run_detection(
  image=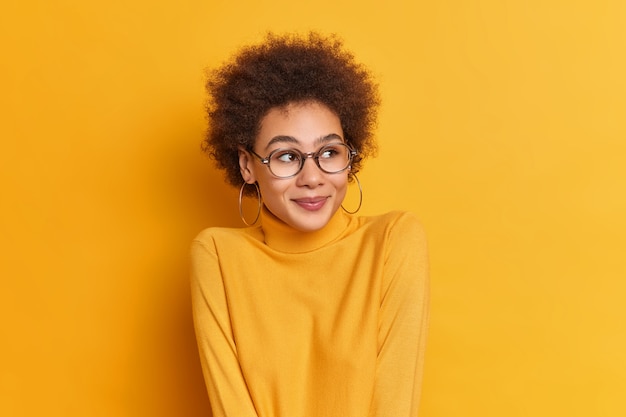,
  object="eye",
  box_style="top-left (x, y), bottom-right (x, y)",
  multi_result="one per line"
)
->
top-left (319, 145), bottom-right (342, 159)
top-left (273, 150), bottom-right (300, 164)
